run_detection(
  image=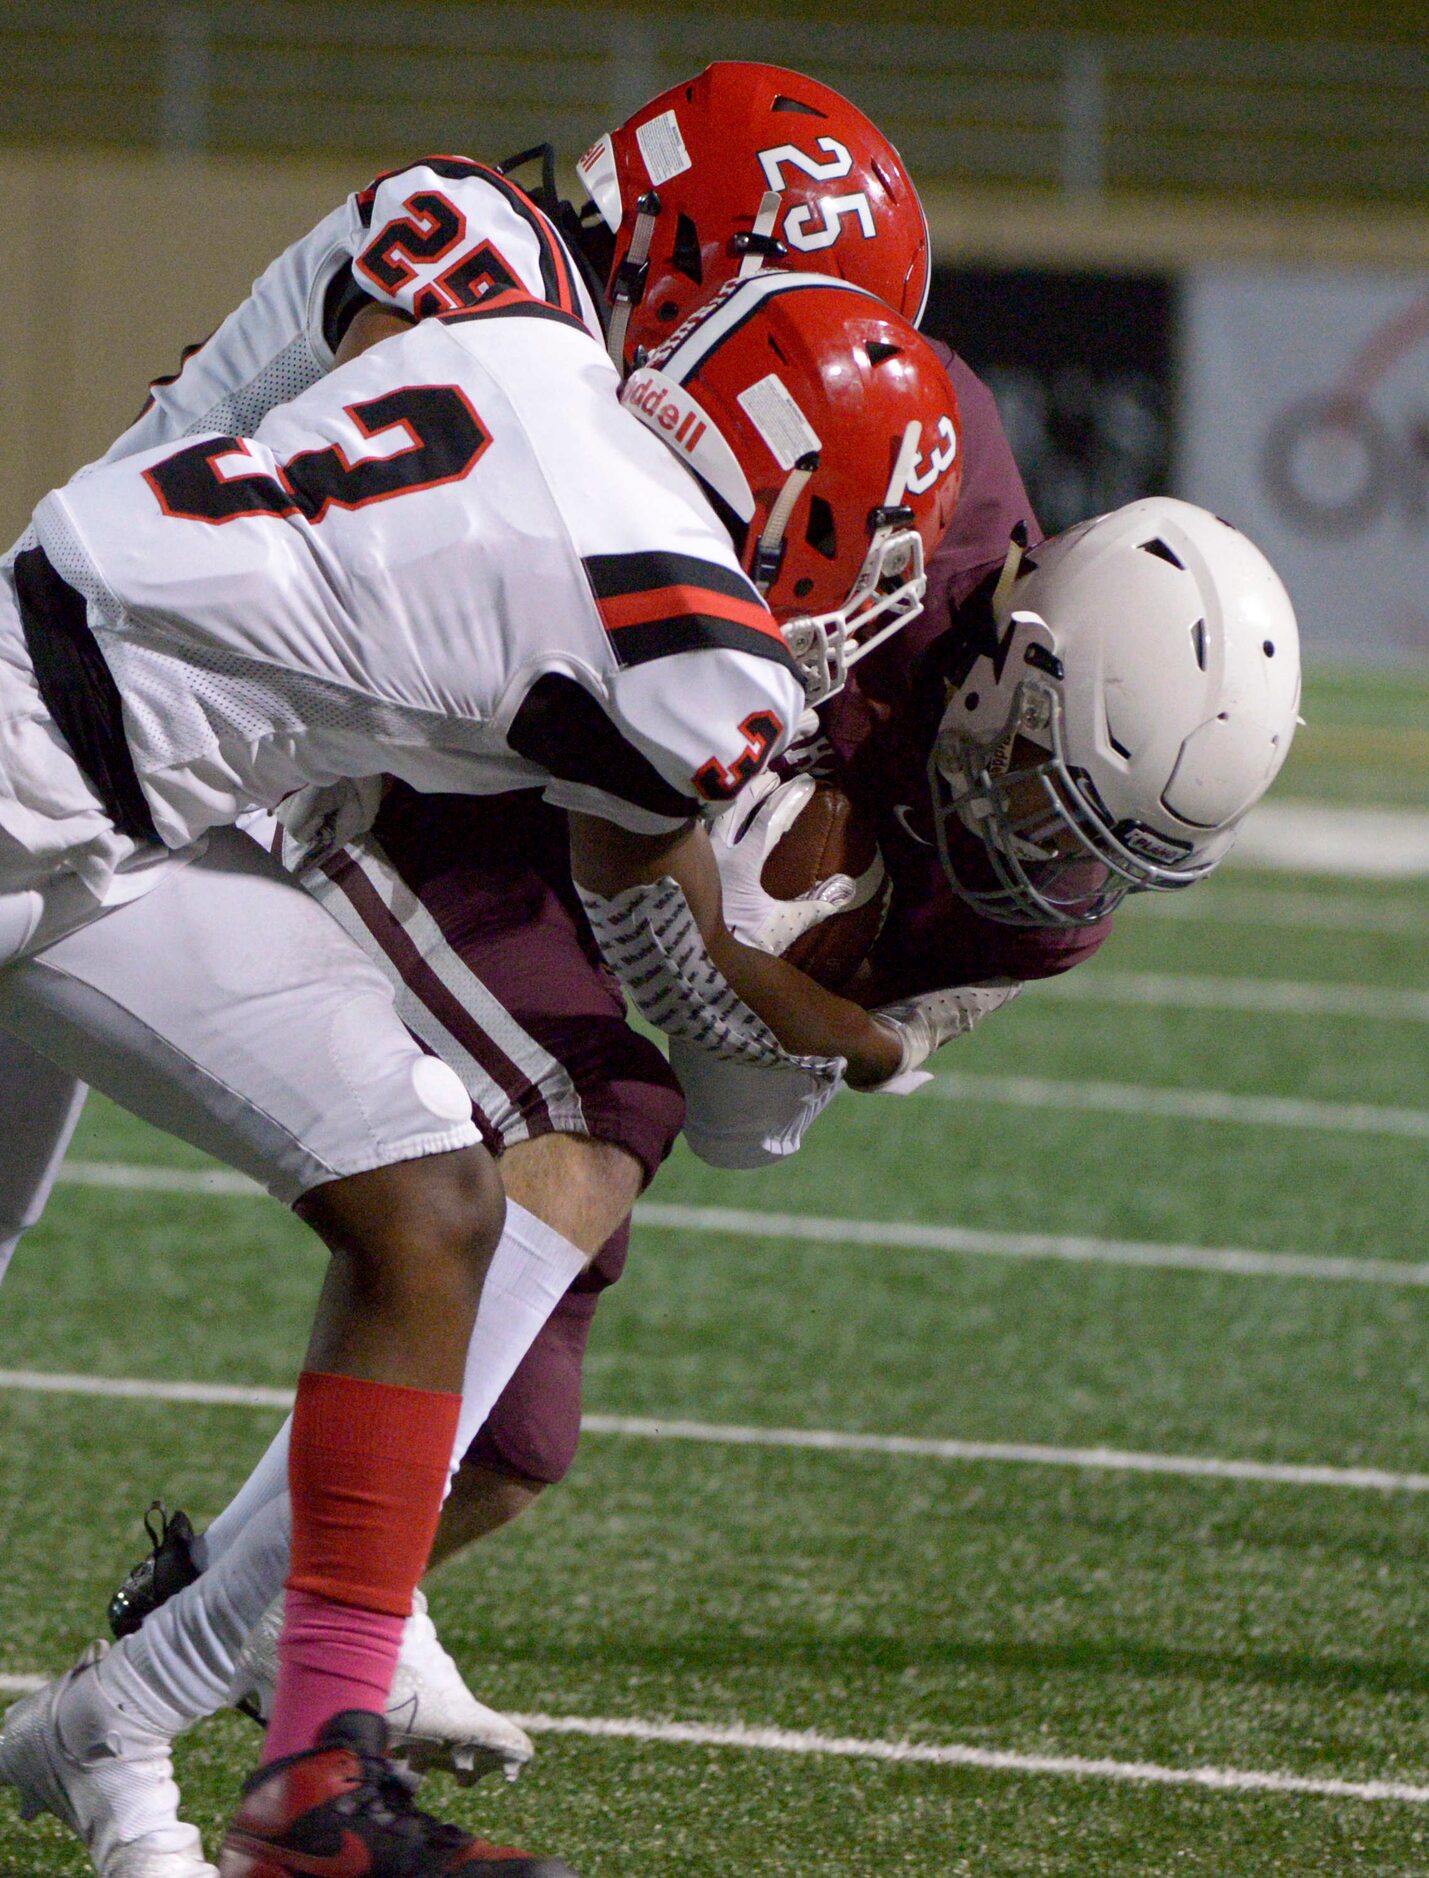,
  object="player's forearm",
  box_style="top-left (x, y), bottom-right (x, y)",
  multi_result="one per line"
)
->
top-left (570, 810), bottom-right (901, 1086)
top-left (703, 924), bottom-right (902, 1087)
